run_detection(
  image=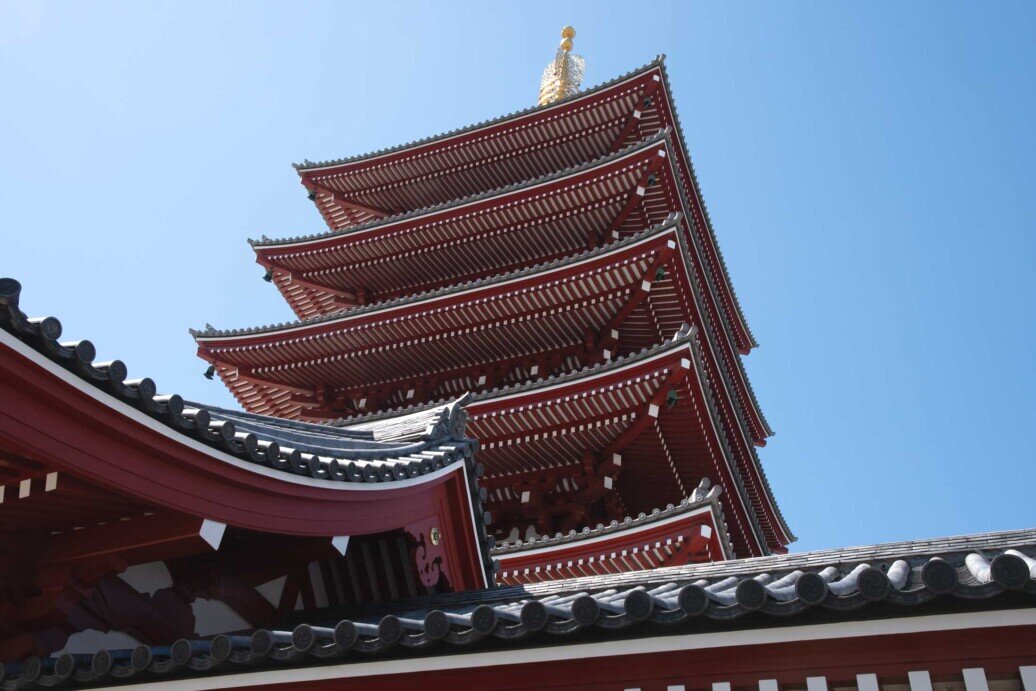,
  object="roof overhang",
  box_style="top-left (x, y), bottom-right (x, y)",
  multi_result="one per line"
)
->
top-left (258, 136), bottom-right (673, 318)
top-left (196, 222), bottom-right (682, 419)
